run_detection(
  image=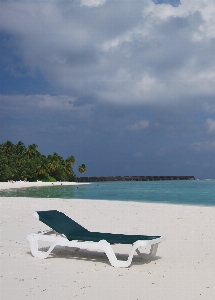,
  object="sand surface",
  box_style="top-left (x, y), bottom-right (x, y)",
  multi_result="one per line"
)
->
top-left (1, 196), bottom-right (215, 300)
top-left (0, 181), bottom-right (89, 190)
